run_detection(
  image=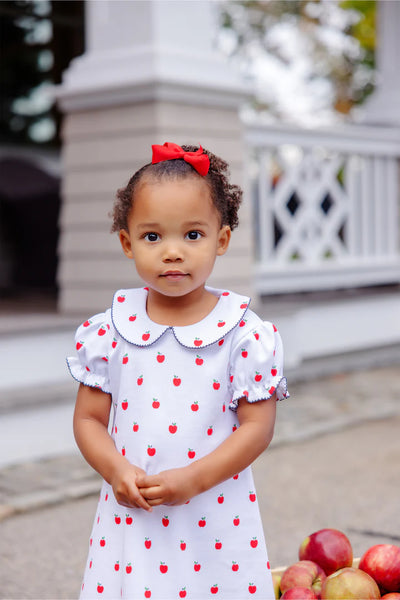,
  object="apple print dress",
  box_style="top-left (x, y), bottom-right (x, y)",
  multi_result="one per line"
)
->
top-left (67, 287), bottom-right (289, 600)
